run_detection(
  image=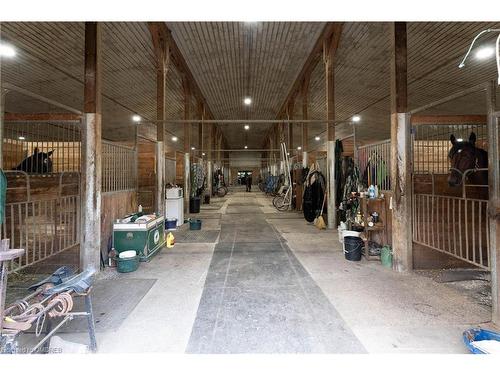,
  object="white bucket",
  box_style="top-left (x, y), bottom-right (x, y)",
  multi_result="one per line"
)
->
top-left (342, 230), bottom-right (361, 238)
top-left (119, 250), bottom-right (137, 259)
